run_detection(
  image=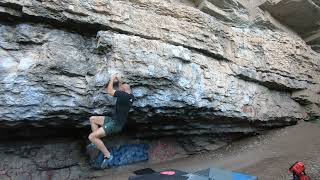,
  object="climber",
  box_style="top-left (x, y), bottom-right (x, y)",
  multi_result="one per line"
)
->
top-left (87, 74), bottom-right (134, 168)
